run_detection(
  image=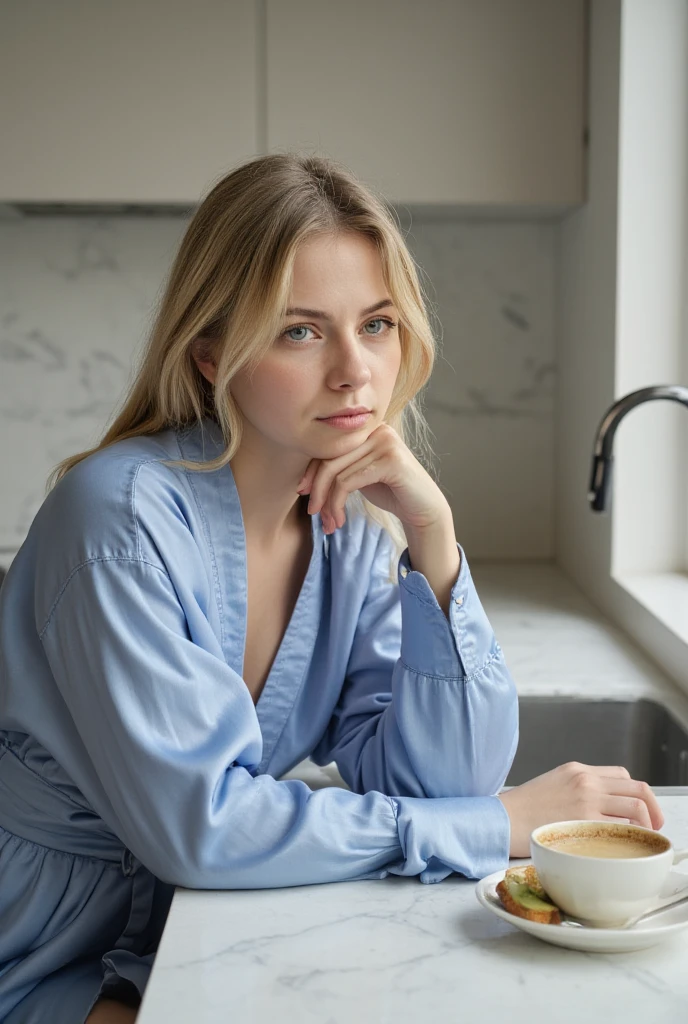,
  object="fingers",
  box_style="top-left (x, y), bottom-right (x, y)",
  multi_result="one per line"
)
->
top-left (298, 460), bottom-right (340, 532)
top-left (297, 459), bottom-right (319, 496)
top-left (308, 440), bottom-right (390, 531)
top-left (559, 763), bottom-right (665, 831)
top-left (599, 776), bottom-right (665, 830)
top-left (306, 438), bottom-right (378, 515)
top-left (305, 424), bottom-right (397, 519)
top-left (601, 796), bottom-right (653, 830)
top-left (321, 455), bottom-right (380, 528)
top-left (581, 764), bottom-right (631, 779)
